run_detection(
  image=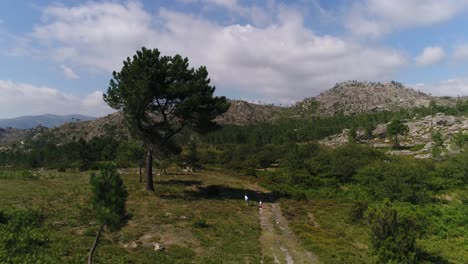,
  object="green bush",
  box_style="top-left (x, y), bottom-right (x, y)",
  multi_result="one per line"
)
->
top-left (0, 209), bottom-right (57, 263)
top-left (355, 159), bottom-right (431, 203)
top-left (349, 201), bottom-right (369, 223)
top-left (366, 199), bottom-right (425, 264)
top-left (193, 218), bottom-right (210, 228)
